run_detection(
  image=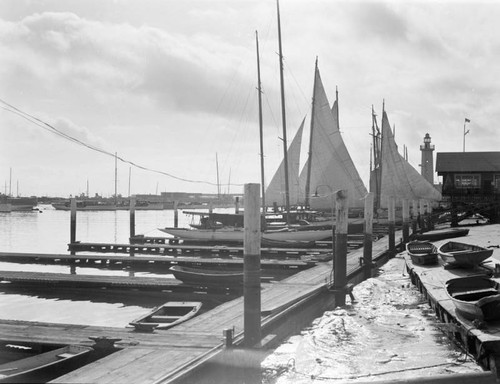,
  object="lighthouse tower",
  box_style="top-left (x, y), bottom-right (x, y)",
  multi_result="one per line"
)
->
top-left (420, 133), bottom-right (435, 185)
